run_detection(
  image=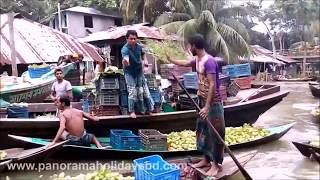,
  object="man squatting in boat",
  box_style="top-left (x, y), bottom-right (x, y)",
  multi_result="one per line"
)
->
top-left (121, 30), bottom-right (154, 118)
top-left (47, 95), bottom-right (104, 149)
top-left (166, 34), bottom-right (225, 177)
